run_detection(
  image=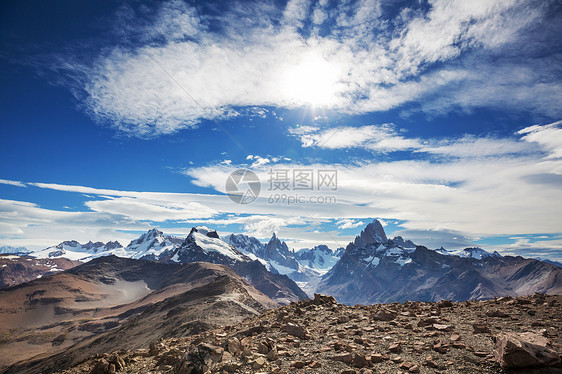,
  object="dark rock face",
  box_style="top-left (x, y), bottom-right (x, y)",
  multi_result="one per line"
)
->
top-left (262, 234), bottom-right (300, 271)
